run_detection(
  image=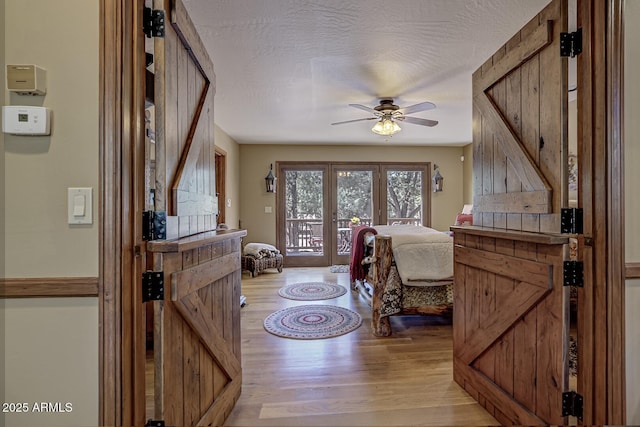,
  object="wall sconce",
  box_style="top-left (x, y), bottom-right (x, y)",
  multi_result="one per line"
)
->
top-left (265, 163), bottom-right (276, 193)
top-left (432, 164), bottom-right (444, 192)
